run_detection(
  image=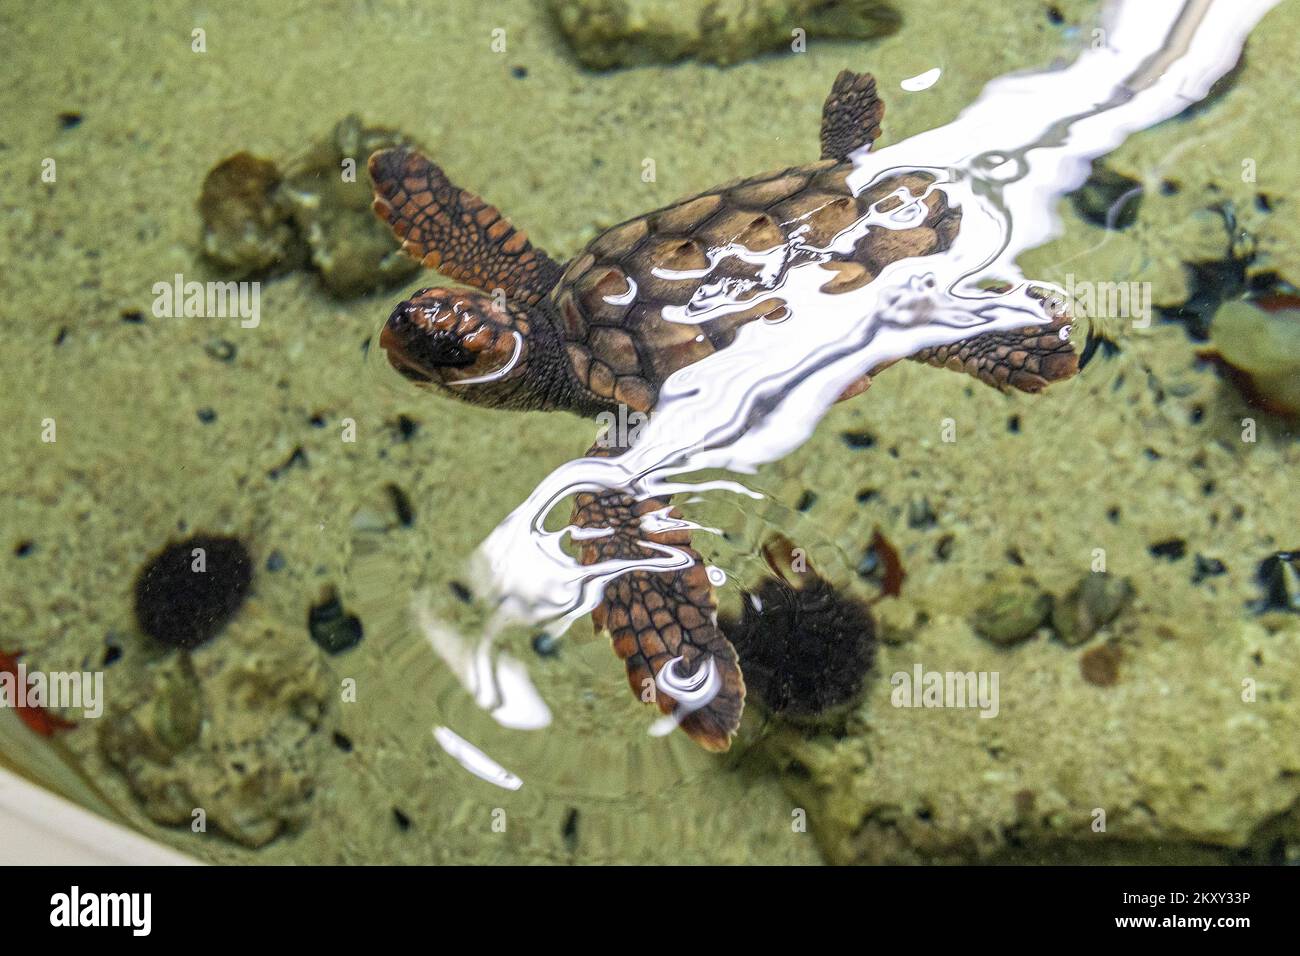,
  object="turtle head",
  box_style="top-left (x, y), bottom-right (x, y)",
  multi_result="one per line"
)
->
top-left (380, 287), bottom-right (569, 411)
